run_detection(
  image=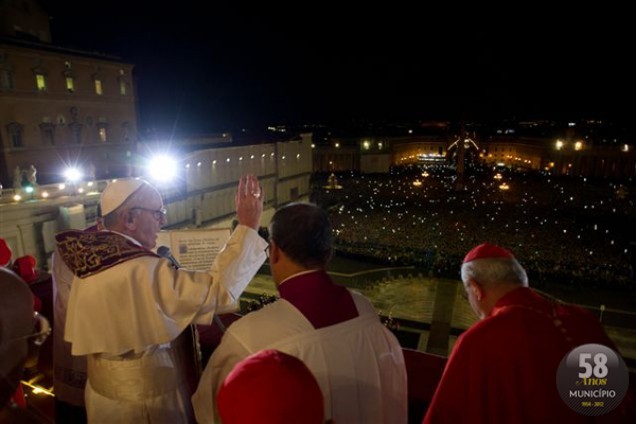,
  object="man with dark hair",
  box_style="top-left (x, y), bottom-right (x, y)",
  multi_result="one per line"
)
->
top-left (424, 243), bottom-right (634, 423)
top-left (193, 202), bottom-right (407, 424)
